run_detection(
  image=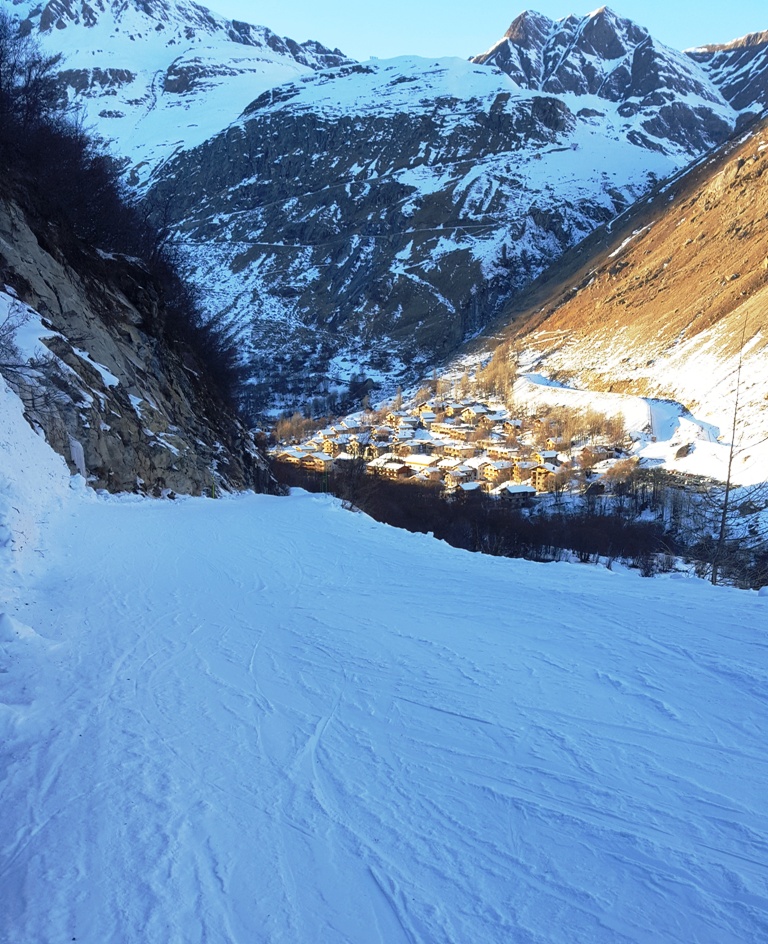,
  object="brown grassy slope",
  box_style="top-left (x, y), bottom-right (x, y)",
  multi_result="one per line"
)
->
top-left (474, 115), bottom-right (768, 418)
